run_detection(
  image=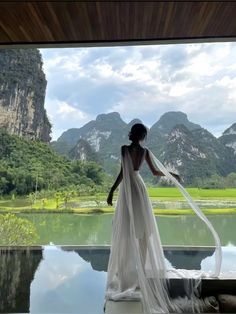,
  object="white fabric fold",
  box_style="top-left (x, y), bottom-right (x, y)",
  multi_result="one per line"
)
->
top-left (105, 147), bottom-right (222, 313)
top-left (148, 149), bottom-right (222, 277)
